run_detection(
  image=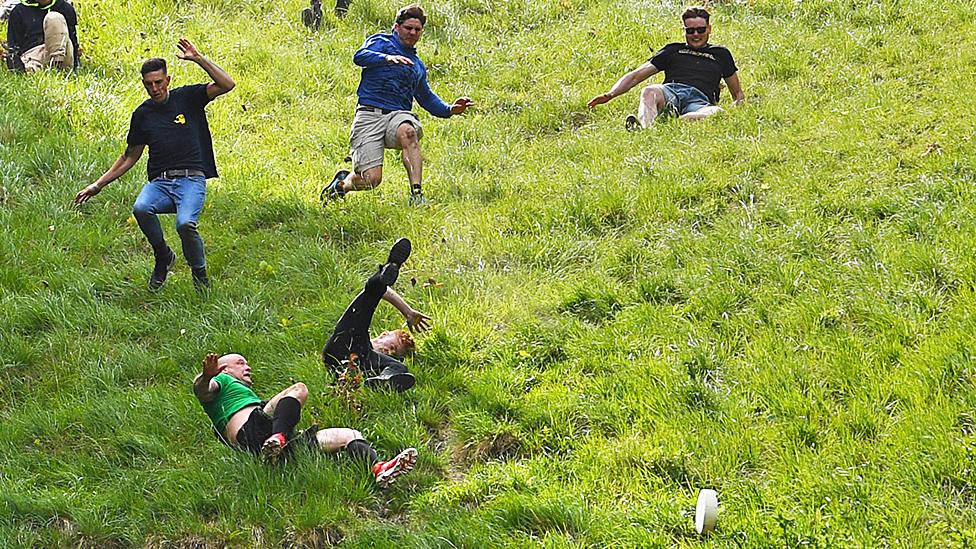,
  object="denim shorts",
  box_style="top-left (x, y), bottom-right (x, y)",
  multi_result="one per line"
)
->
top-left (661, 83), bottom-right (713, 115)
